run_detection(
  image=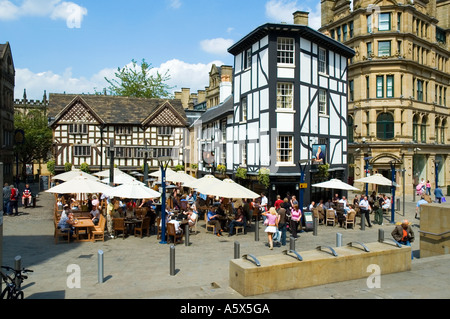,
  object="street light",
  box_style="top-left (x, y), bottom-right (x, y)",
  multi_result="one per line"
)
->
top-left (157, 156), bottom-right (172, 244)
top-left (389, 159), bottom-right (402, 224)
top-left (364, 156), bottom-right (373, 197)
top-left (298, 159), bottom-right (311, 212)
